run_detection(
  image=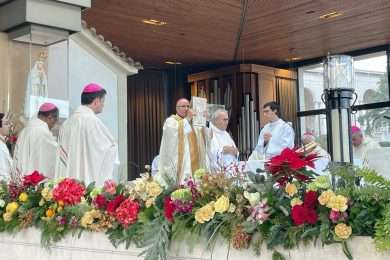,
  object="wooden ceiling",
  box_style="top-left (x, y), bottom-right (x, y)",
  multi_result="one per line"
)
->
top-left (82, 0), bottom-right (390, 69)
